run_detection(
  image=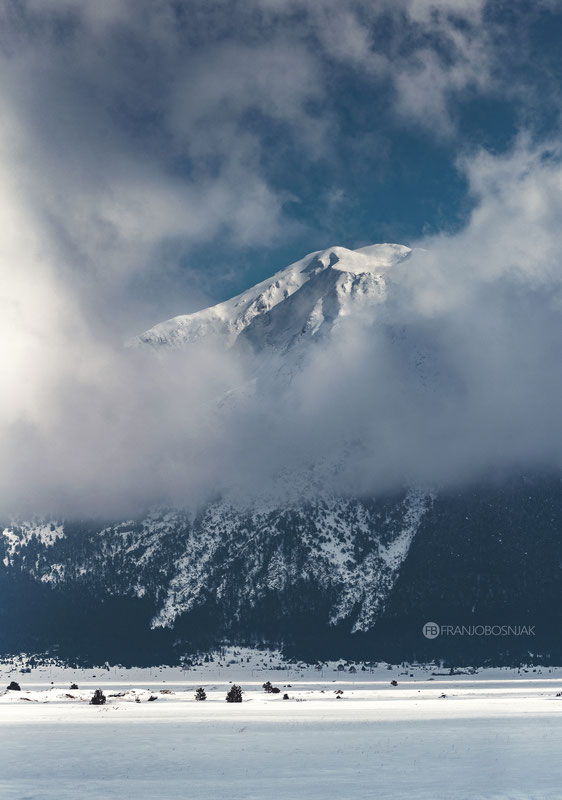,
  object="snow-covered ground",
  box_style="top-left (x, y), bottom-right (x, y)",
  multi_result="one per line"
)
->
top-left (1, 651), bottom-right (562, 799)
